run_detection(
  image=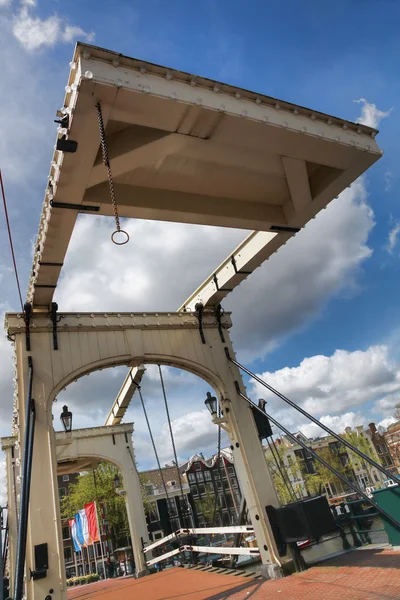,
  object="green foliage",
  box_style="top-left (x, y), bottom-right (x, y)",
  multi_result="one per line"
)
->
top-left (60, 463), bottom-right (131, 547)
top-left (66, 574), bottom-right (99, 586)
top-left (302, 447), bottom-right (347, 496)
top-left (341, 431), bottom-right (377, 475)
top-left (394, 403), bottom-right (400, 421)
top-left (265, 445), bottom-right (304, 505)
top-left (194, 489), bottom-right (217, 525)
